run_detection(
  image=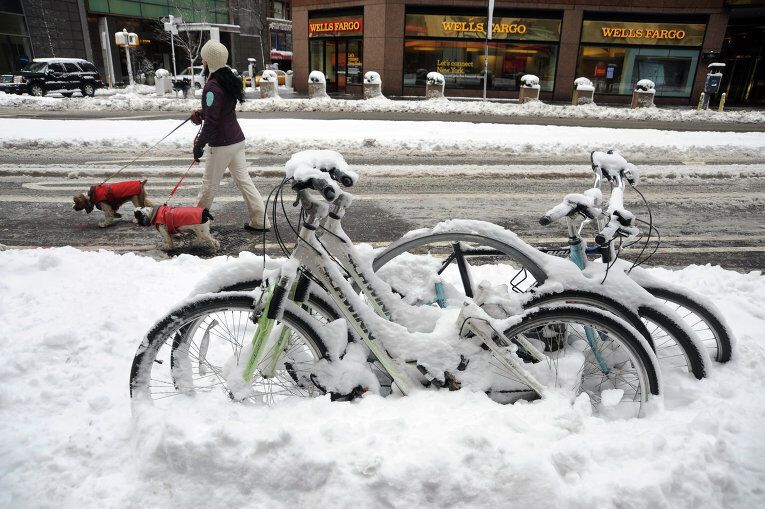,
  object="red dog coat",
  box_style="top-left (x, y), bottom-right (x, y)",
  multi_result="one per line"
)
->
top-left (151, 205), bottom-right (204, 234)
top-left (89, 181), bottom-right (143, 211)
